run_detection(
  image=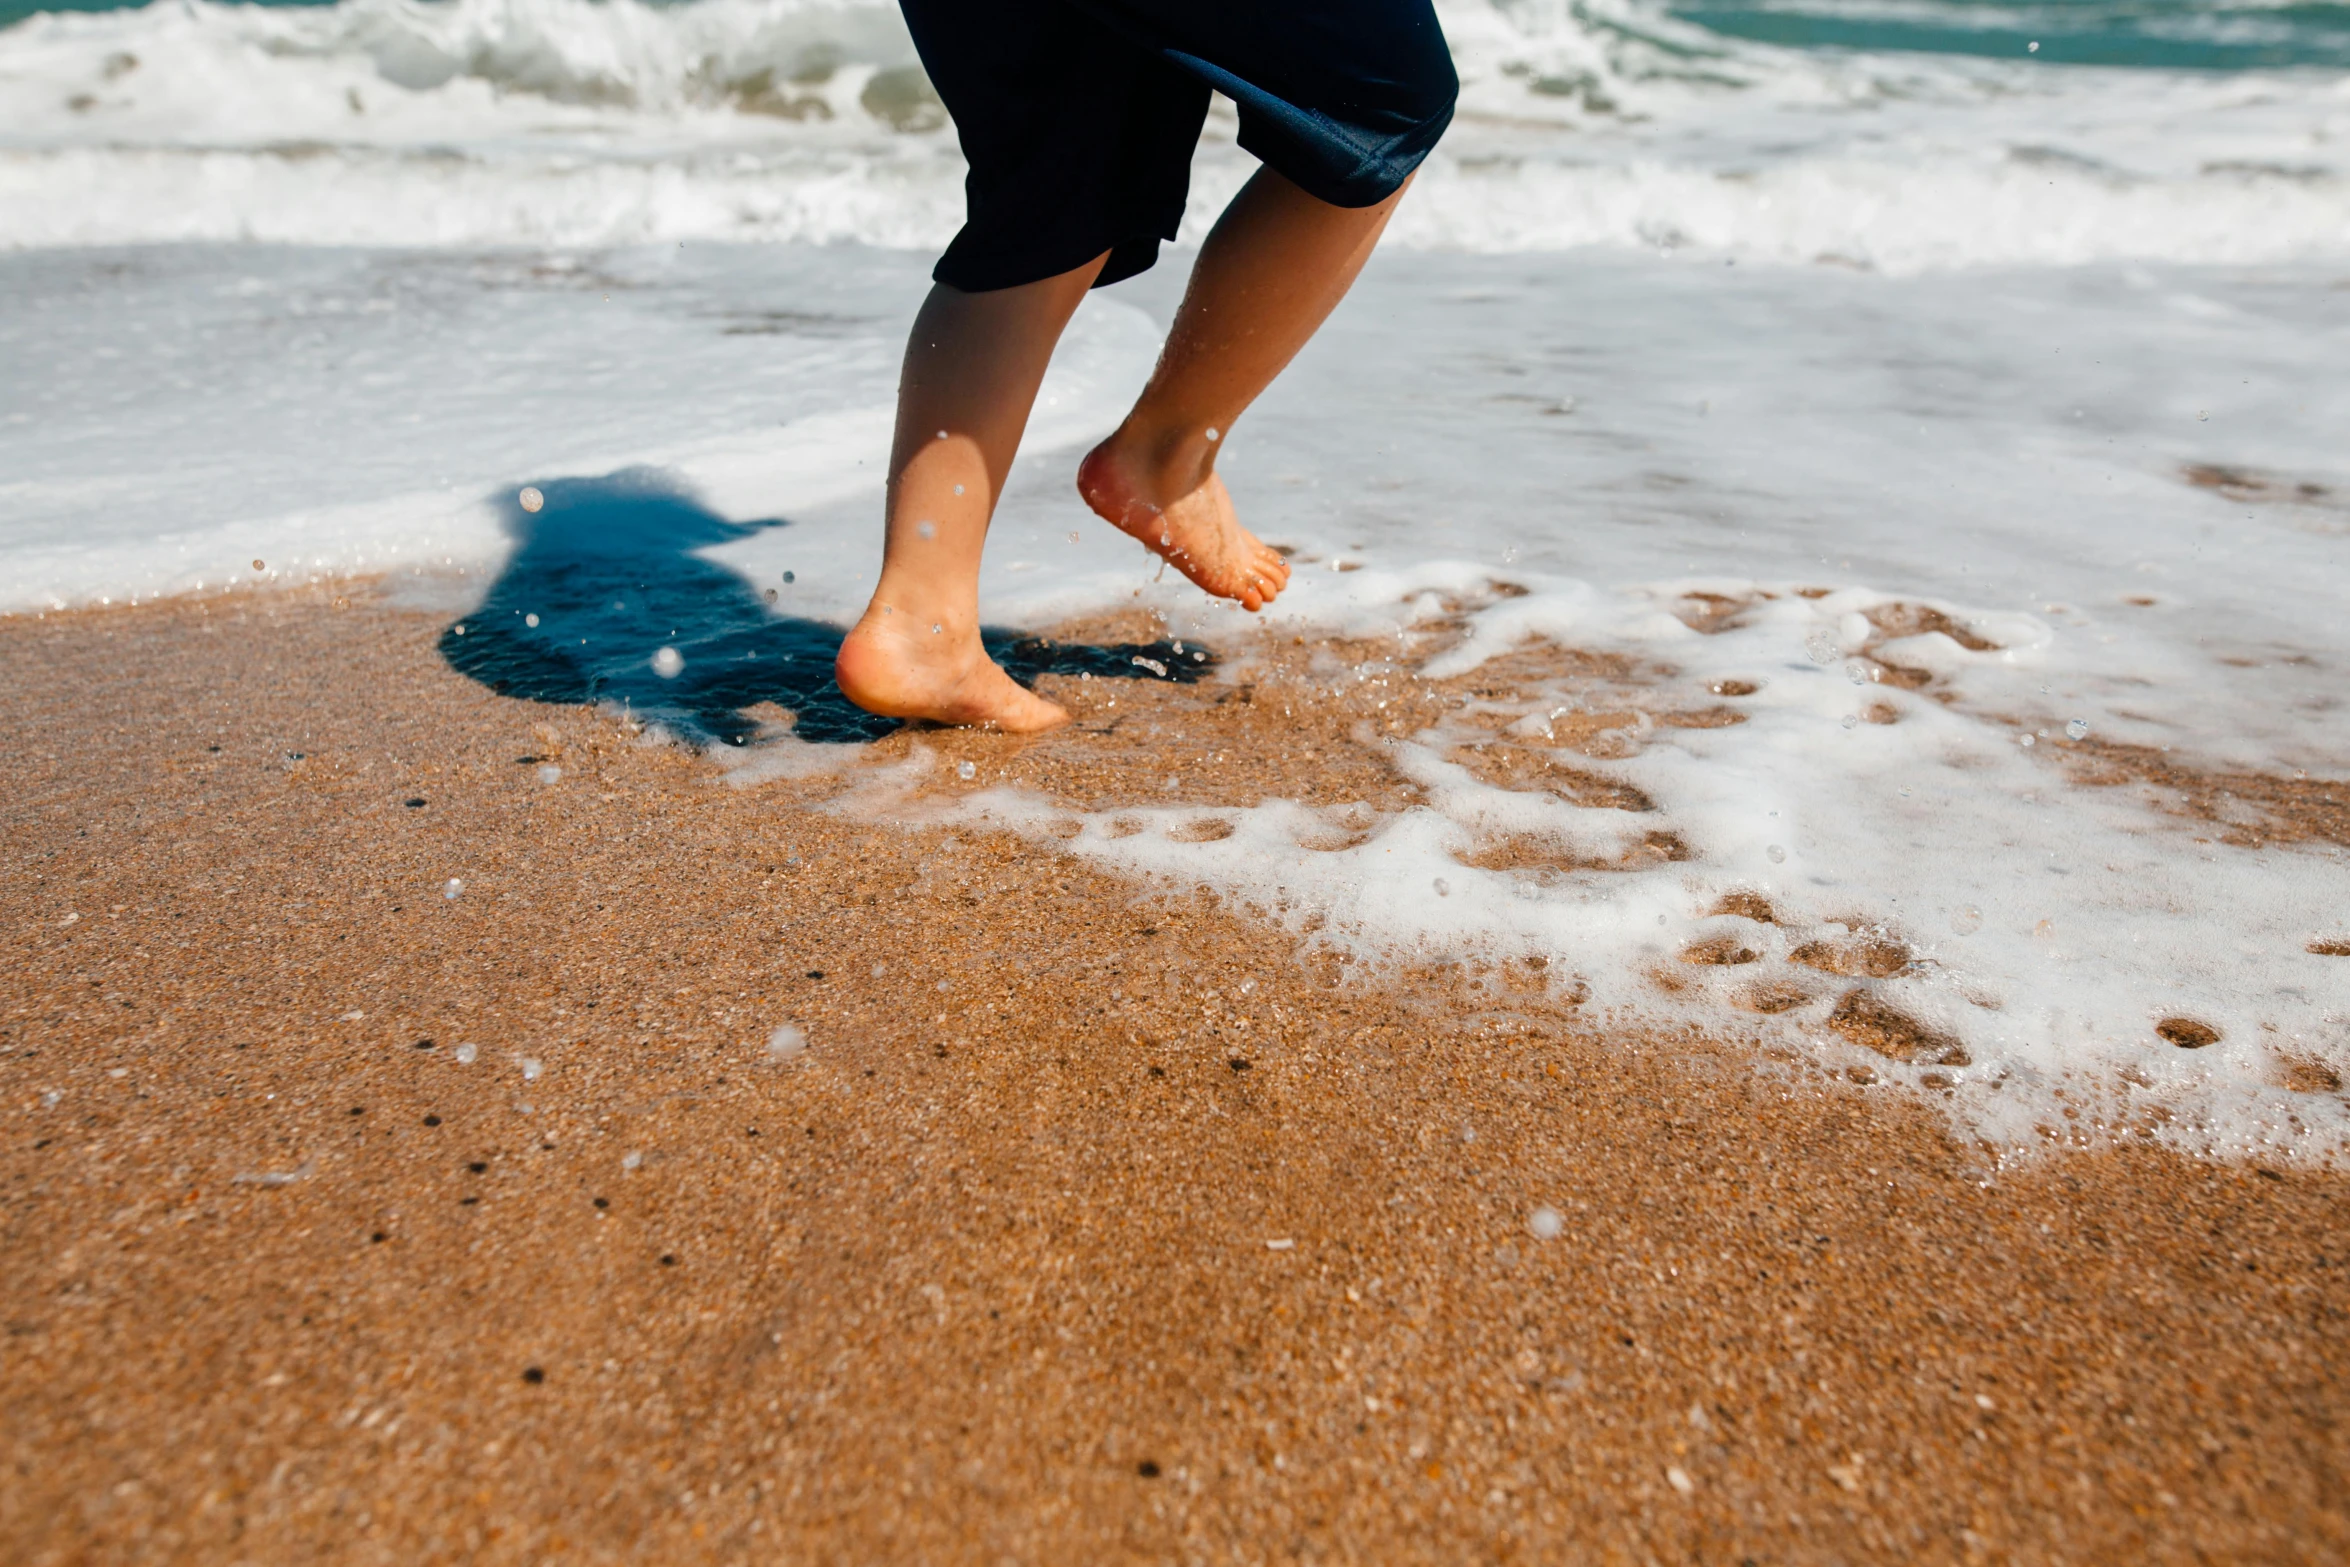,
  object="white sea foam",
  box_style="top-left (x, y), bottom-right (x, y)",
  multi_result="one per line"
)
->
top-left (946, 566), bottom-right (2349, 1160)
top-left (2, 0), bottom-right (2345, 267)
